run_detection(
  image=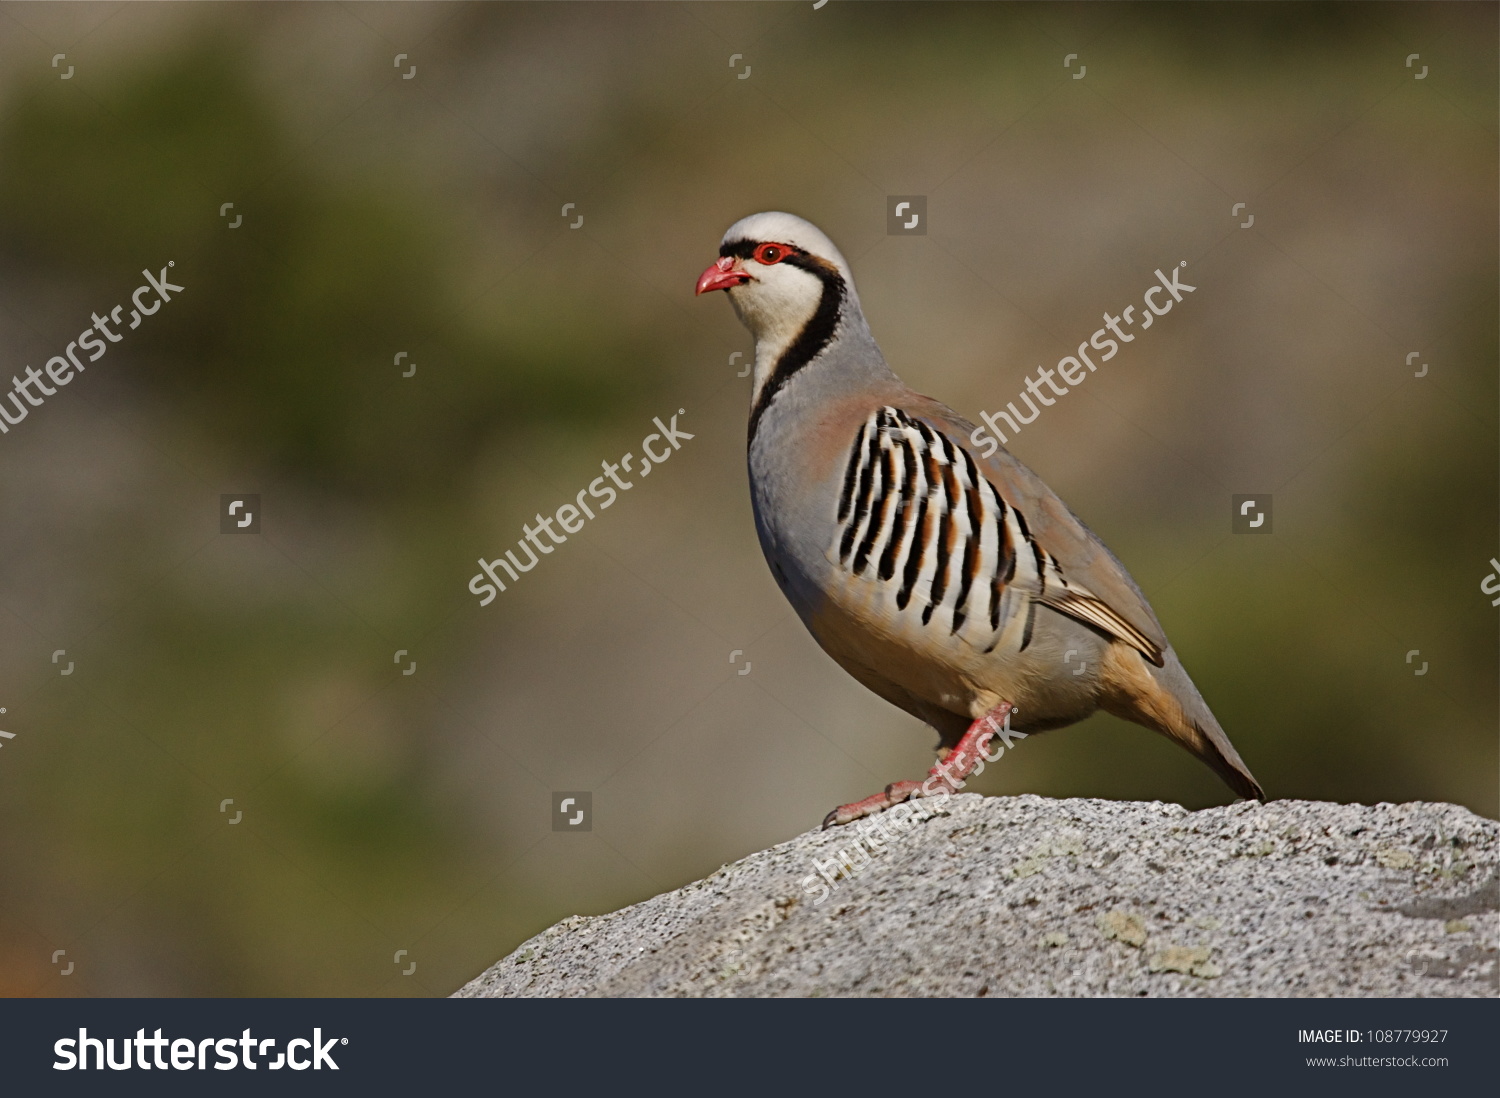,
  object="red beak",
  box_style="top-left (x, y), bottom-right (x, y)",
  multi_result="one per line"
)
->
top-left (696, 256), bottom-right (752, 295)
